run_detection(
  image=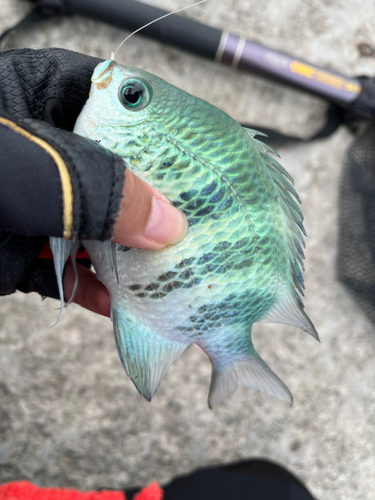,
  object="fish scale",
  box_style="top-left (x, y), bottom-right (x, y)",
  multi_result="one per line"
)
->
top-left (47, 58), bottom-right (320, 408)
